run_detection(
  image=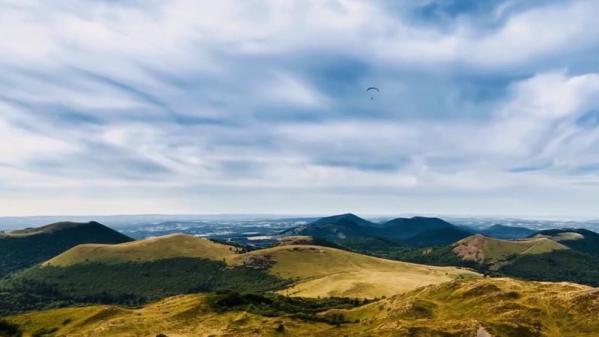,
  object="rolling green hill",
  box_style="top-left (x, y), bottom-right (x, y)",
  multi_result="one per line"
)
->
top-left (284, 216), bottom-right (599, 288)
top-left (389, 234), bottom-right (599, 287)
top-left (0, 233), bottom-right (478, 316)
top-left (0, 221), bottom-right (132, 278)
top-left (5, 277), bottom-right (597, 337)
top-left (44, 233), bottom-right (239, 266)
top-left (452, 234), bottom-right (568, 270)
top-left (0, 234), bottom-right (287, 316)
top-left (231, 244), bottom-right (478, 299)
